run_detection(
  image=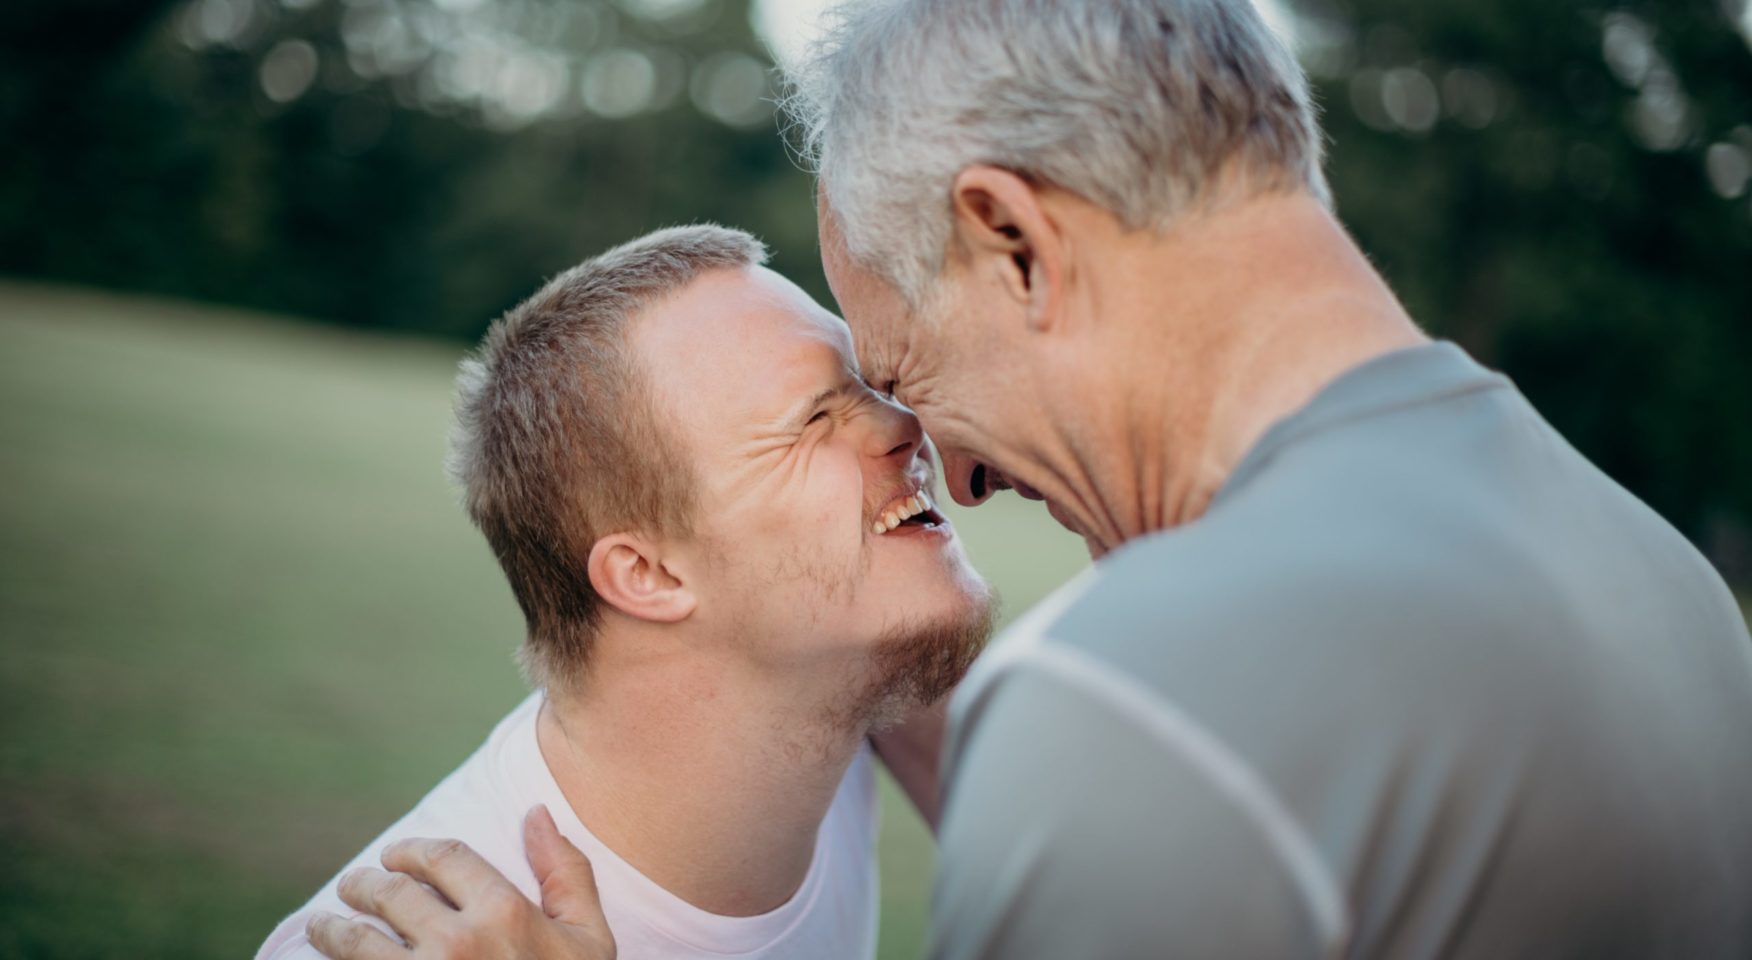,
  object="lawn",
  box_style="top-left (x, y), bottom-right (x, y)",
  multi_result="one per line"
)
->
top-left (0, 281), bottom-right (1091, 959)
